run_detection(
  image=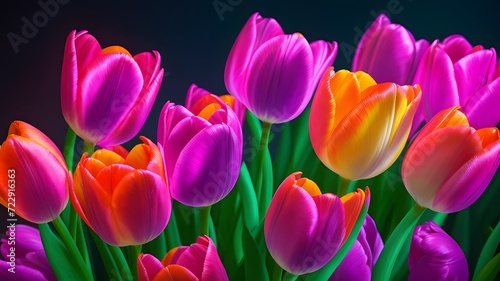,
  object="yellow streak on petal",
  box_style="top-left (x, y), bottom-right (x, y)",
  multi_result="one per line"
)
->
top-left (219, 95), bottom-right (235, 109)
top-left (340, 188), bottom-right (366, 243)
top-left (329, 70), bottom-right (363, 130)
top-left (162, 248), bottom-right (179, 266)
top-left (91, 149), bottom-right (126, 166)
top-left (295, 178), bottom-right (322, 196)
top-left (476, 127), bottom-right (500, 148)
top-left (198, 103), bottom-right (222, 121)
